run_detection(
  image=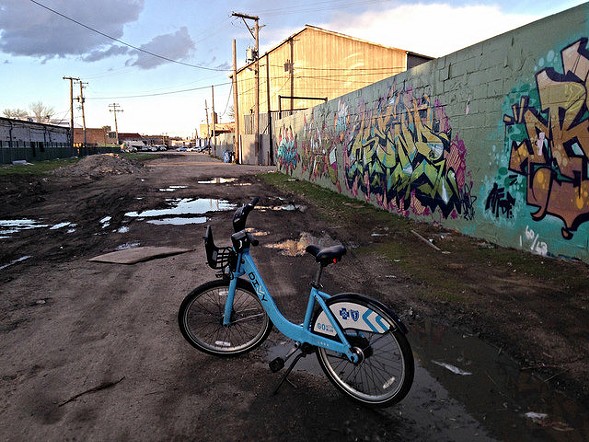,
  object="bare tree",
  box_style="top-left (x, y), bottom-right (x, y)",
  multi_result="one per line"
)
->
top-left (30, 101), bottom-right (55, 123)
top-left (3, 108), bottom-right (29, 120)
top-left (227, 105), bottom-right (235, 120)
